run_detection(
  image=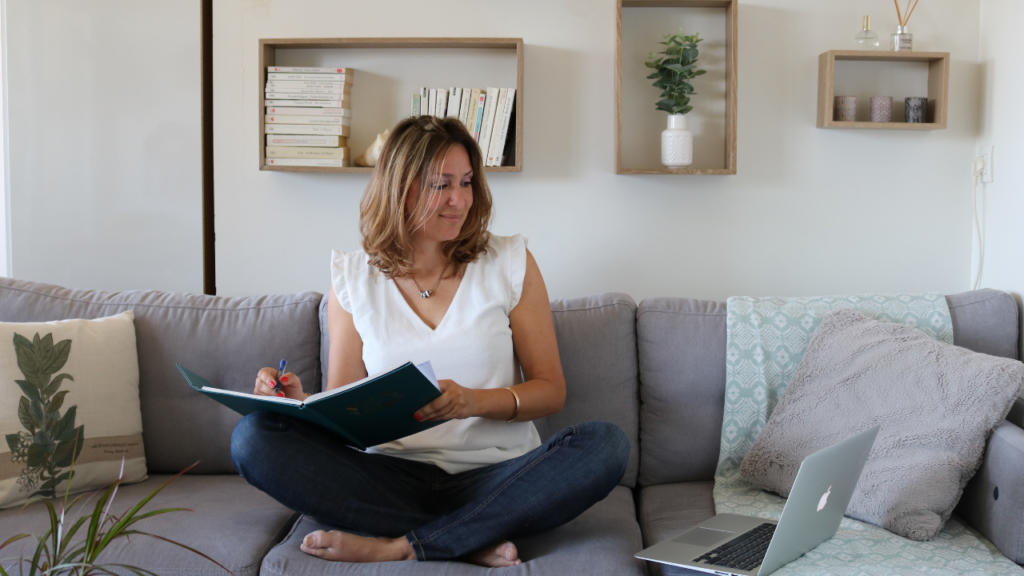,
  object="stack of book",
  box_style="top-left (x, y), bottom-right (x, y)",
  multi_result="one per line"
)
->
top-left (411, 87), bottom-right (516, 168)
top-left (264, 66), bottom-right (354, 168)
